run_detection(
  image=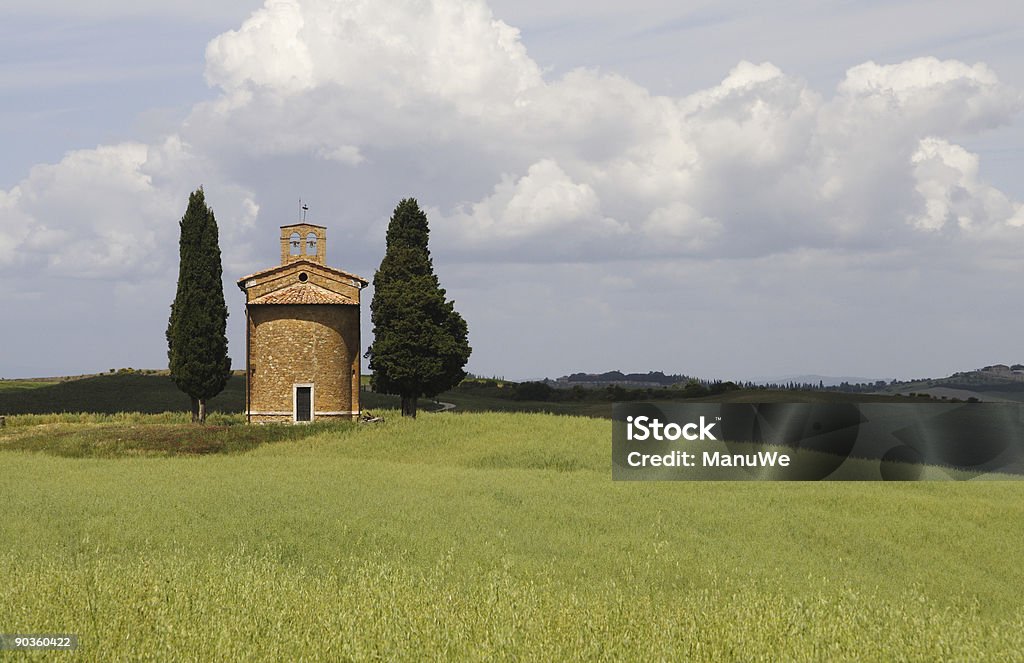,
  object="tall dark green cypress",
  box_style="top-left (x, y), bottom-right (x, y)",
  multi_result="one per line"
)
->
top-left (365, 198), bottom-right (471, 418)
top-left (166, 188), bottom-right (232, 423)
